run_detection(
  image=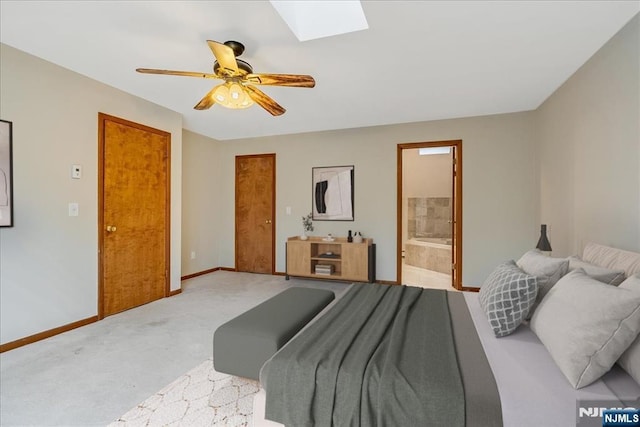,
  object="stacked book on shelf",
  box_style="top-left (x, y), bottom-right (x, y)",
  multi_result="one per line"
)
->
top-left (315, 264), bottom-right (335, 276)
